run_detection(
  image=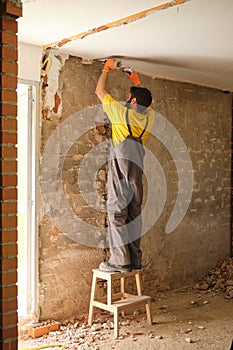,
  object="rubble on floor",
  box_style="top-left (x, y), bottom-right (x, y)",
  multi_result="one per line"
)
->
top-left (19, 256), bottom-right (233, 349)
top-left (195, 256), bottom-right (233, 299)
top-left (19, 311), bottom-right (146, 350)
